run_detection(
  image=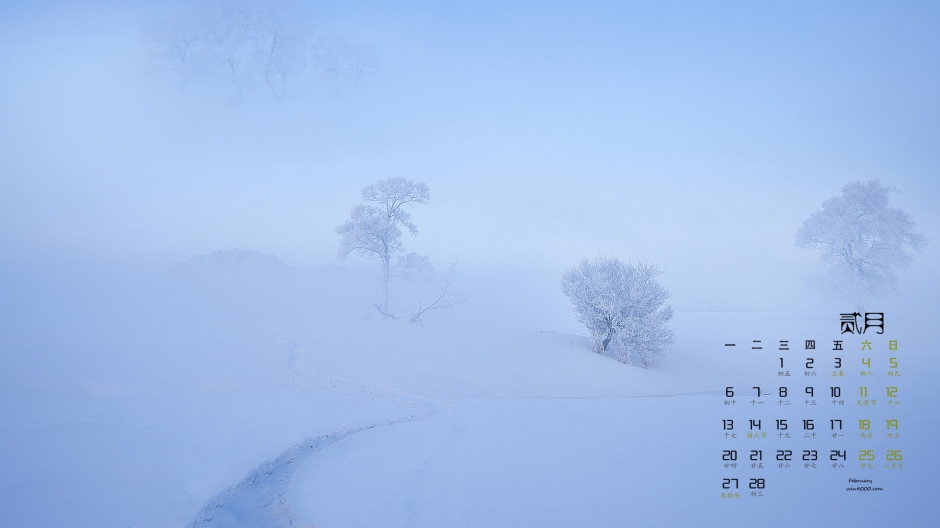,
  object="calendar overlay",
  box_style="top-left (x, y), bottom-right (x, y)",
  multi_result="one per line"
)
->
top-left (718, 312), bottom-right (902, 499)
